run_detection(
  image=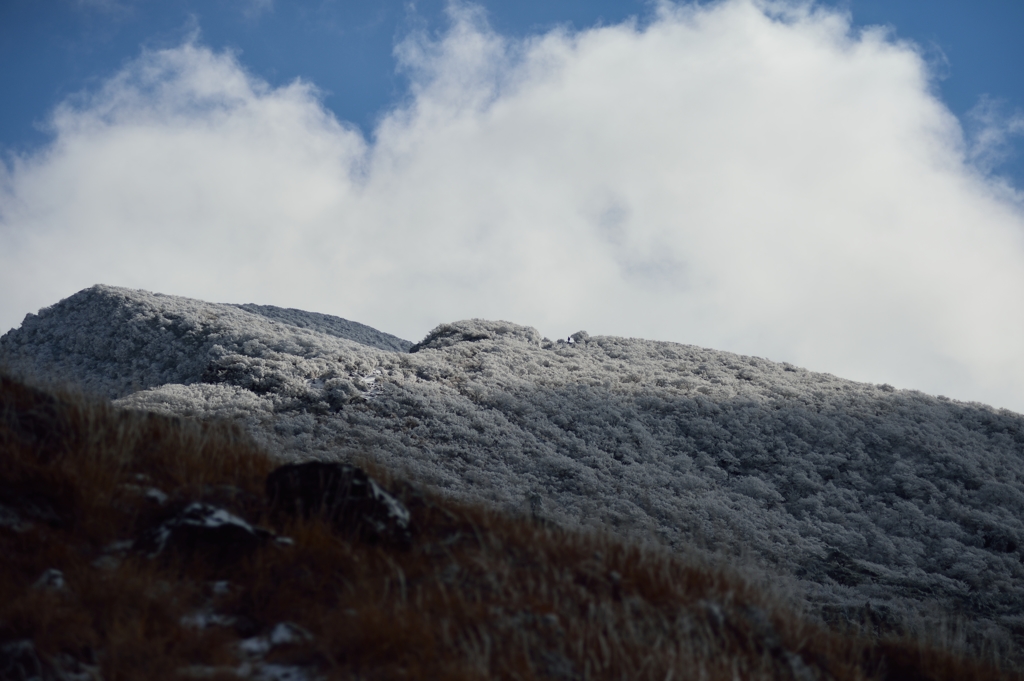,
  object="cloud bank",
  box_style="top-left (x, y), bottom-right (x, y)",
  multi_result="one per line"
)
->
top-left (2, 0), bottom-right (1024, 412)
